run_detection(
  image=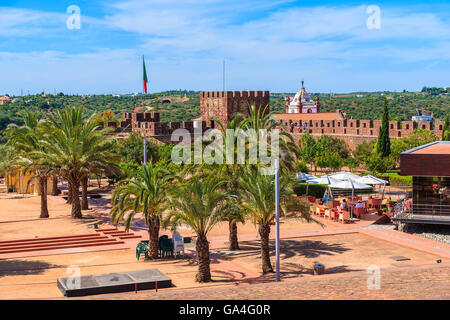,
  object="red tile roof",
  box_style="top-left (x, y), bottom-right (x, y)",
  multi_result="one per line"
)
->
top-left (411, 142), bottom-right (450, 154)
top-left (272, 112), bottom-right (344, 121)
